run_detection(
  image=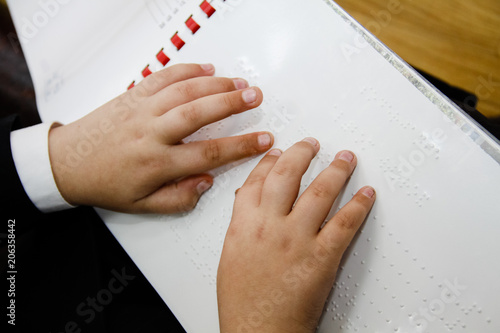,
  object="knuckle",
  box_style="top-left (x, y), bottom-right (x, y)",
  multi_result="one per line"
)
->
top-left (142, 74), bottom-right (162, 91)
top-left (204, 141), bottom-right (223, 163)
top-left (176, 193), bottom-right (199, 212)
top-left (216, 77), bottom-right (235, 91)
top-left (237, 137), bottom-right (258, 156)
top-left (131, 83), bottom-right (150, 98)
top-left (314, 245), bottom-right (341, 272)
top-left (244, 175), bottom-right (267, 187)
top-left (166, 63), bottom-right (196, 79)
top-left (278, 235), bottom-right (292, 252)
top-left (180, 103), bottom-right (200, 123)
top-left (175, 81), bottom-right (197, 99)
top-left (137, 151), bottom-right (163, 173)
top-left (335, 211), bottom-right (357, 231)
top-left (271, 164), bottom-right (294, 178)
top-left (297, 141), bottom-right (317, 154)
top-left (331, 159), bottom-right (352, 175)
top-left (221, 93), bottom-right (239, 111)
top-left (309, 182), bottom-right (332, 200)
top-left (352, 195), bottom-right (372, 214)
